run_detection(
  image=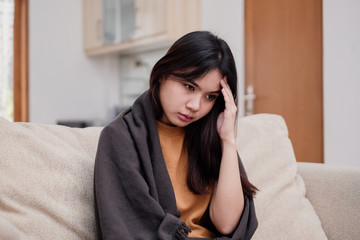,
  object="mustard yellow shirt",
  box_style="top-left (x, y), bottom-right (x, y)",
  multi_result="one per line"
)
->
top-left (156, 121), bottom-right (215, 239)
